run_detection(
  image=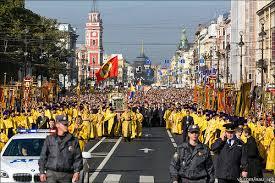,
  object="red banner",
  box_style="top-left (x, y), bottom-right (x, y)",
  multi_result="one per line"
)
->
top-left (96, 56), bottom-right (118, 82)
